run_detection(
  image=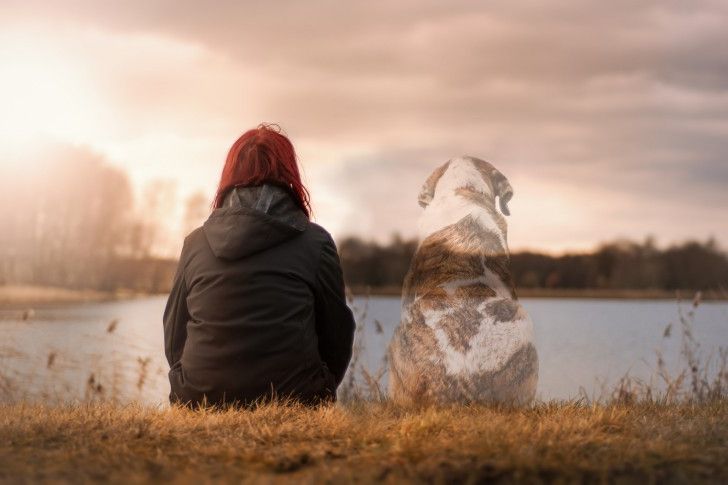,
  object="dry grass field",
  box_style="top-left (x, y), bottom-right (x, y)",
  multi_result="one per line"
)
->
top-left (1, 399), bottom-right (727, 484)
